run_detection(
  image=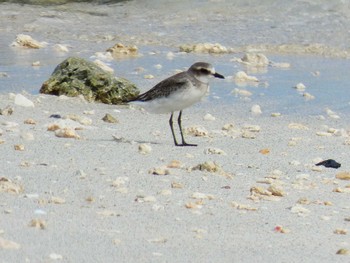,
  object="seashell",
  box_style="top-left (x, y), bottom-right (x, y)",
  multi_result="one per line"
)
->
top-left (55, 128), bottom-right (80, 139)
top-left (138, 143), bottom-right (152, 154)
